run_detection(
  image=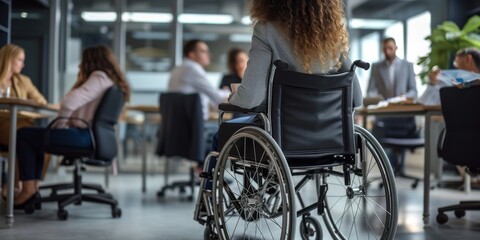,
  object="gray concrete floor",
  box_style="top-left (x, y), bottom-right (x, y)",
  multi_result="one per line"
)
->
top-left (1, 150), bottom-right (480, 240)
